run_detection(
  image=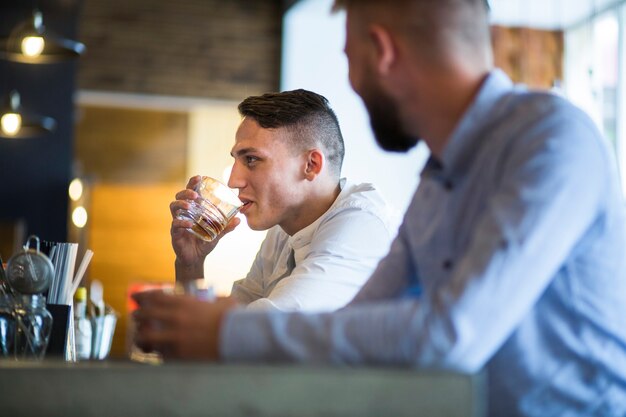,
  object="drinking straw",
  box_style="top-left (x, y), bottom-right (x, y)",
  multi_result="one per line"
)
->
top-left (62, 244), bottom-right (78, 305)
top-left (70, 249), bottom-right (93, 301)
